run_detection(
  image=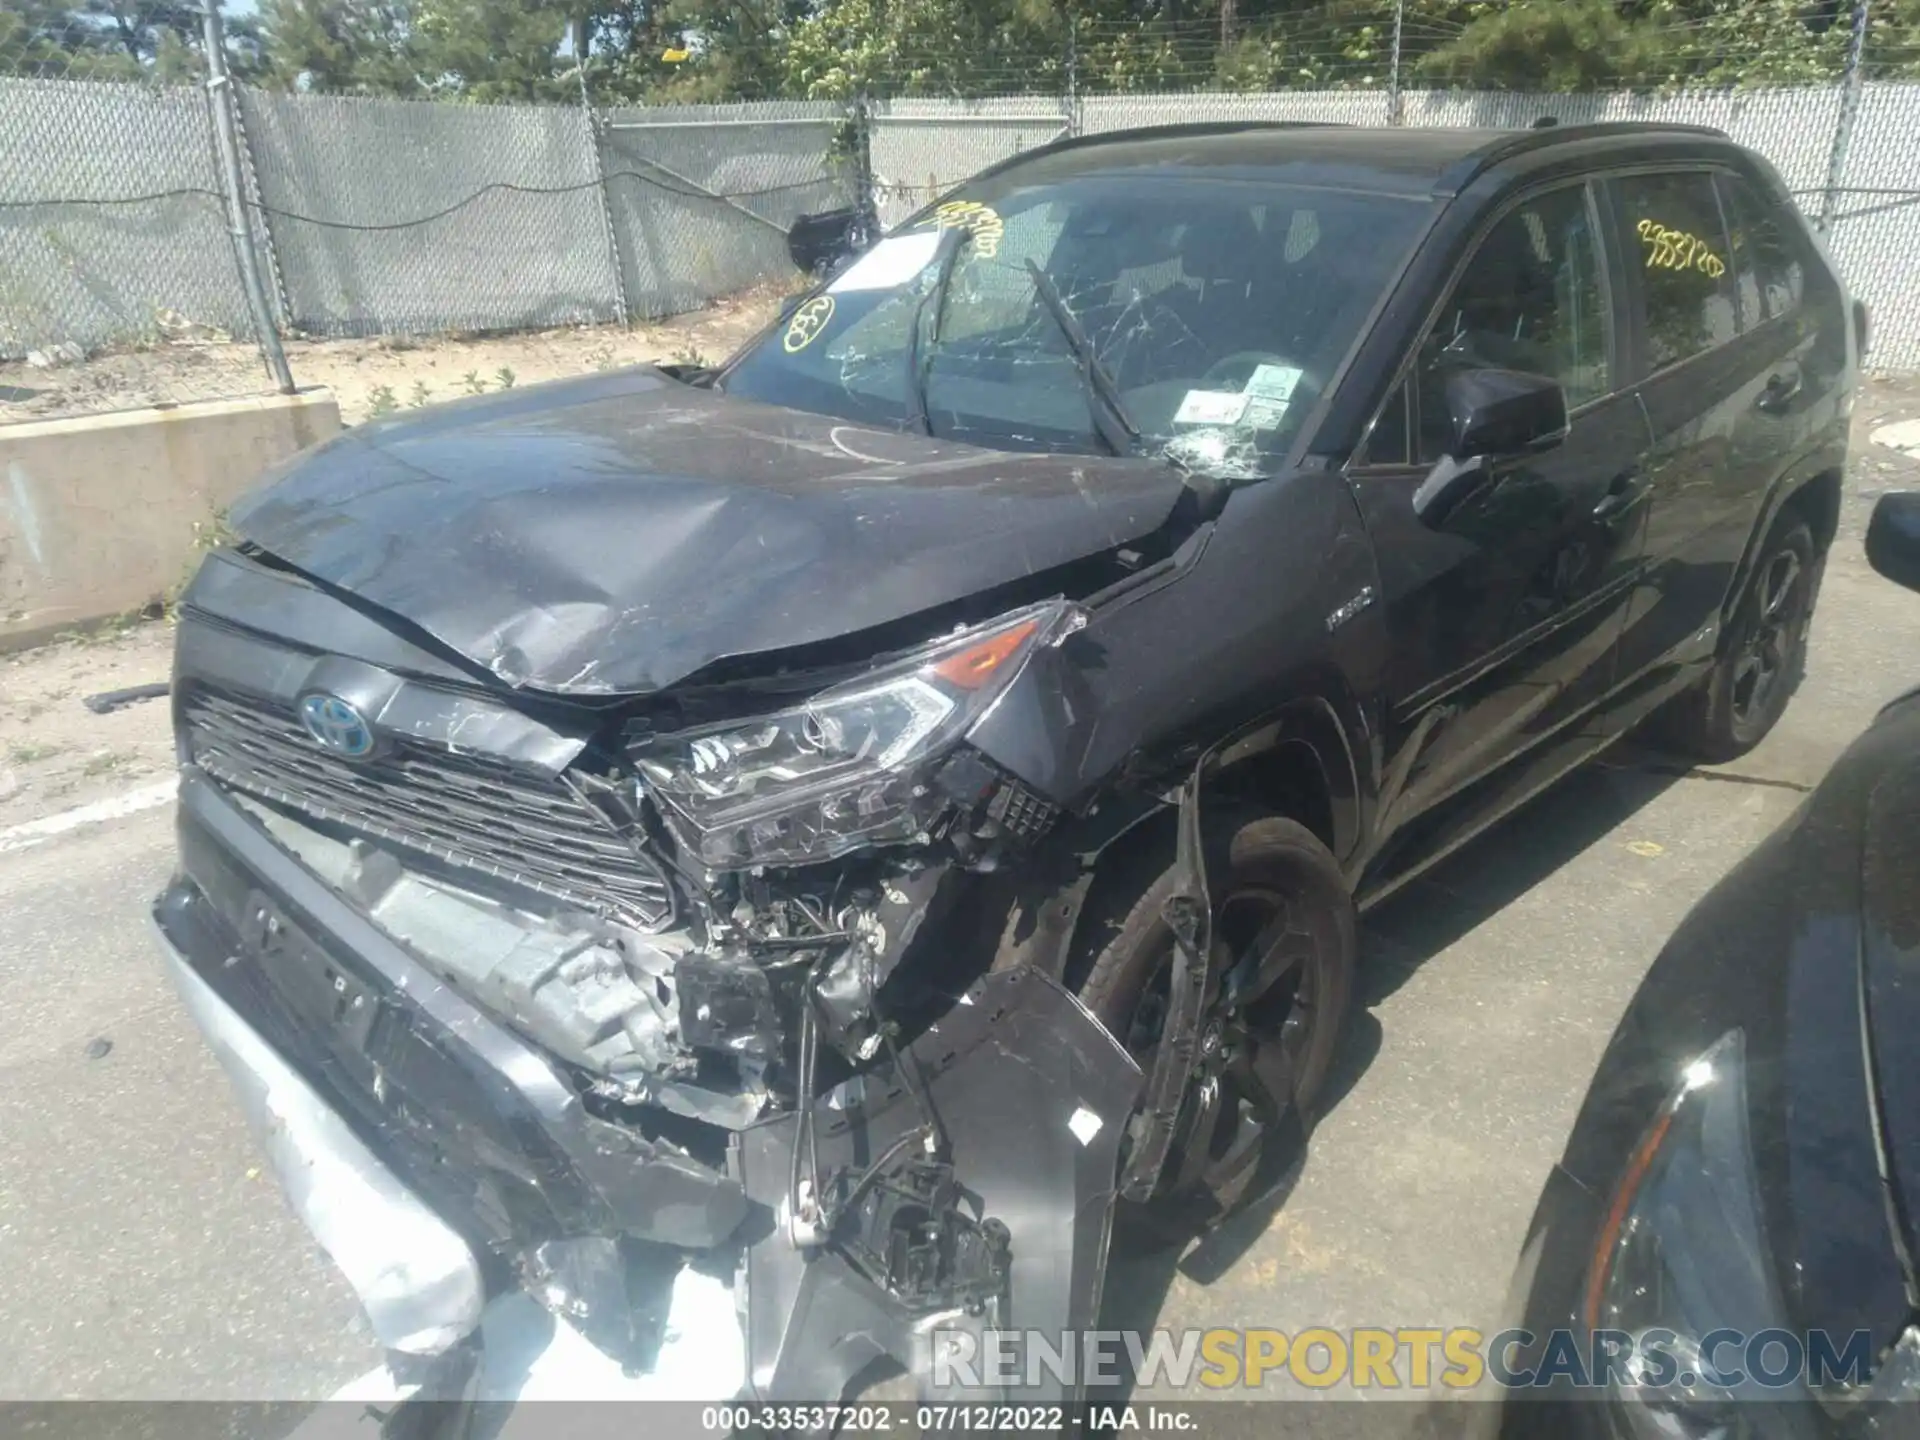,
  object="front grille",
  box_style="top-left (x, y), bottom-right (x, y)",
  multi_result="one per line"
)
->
top-left (181, 683), bottom-right (674, 930)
